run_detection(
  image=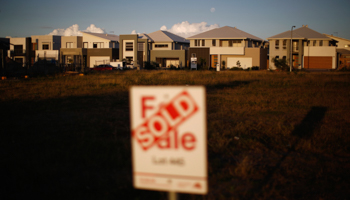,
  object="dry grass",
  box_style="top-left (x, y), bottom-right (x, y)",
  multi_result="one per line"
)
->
top-left (1, 70), bottom-right (349, 200)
